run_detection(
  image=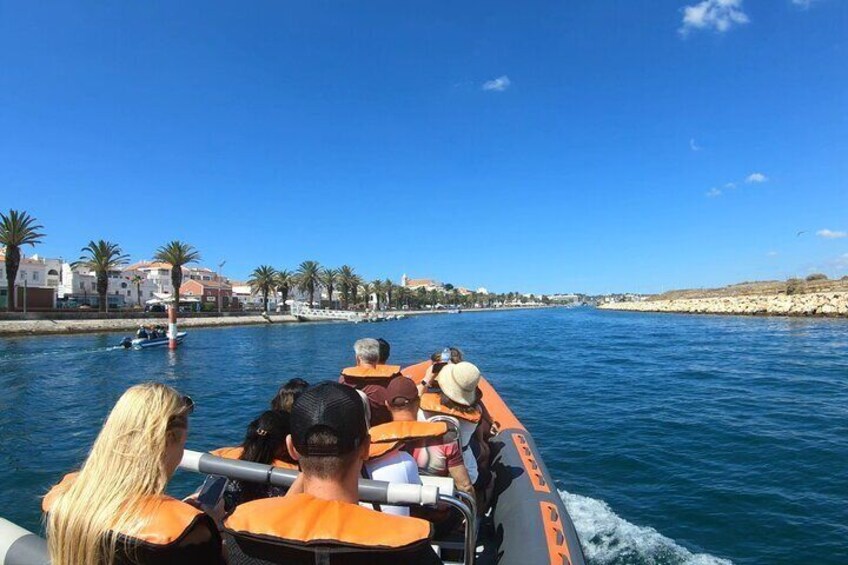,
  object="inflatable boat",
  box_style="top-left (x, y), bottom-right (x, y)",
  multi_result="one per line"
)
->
top-left (118, 331), bottom-right (187, 350)
top-left (0, 361), bottom-right (585, 565)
